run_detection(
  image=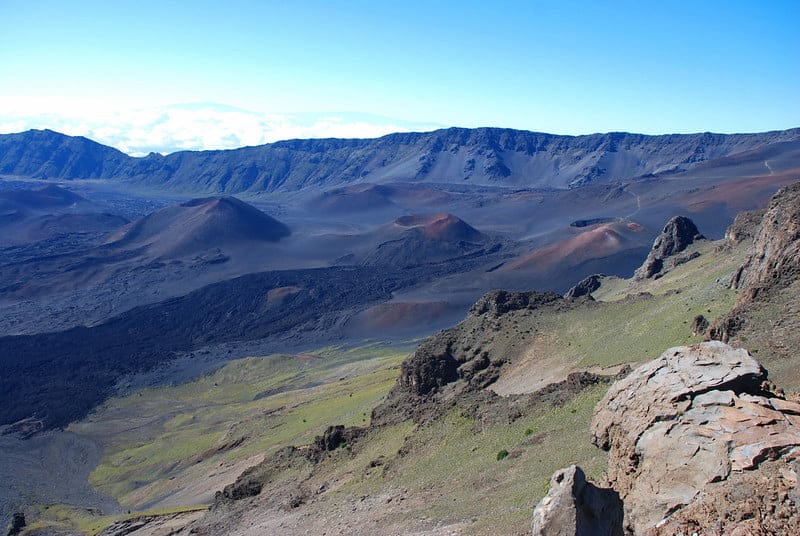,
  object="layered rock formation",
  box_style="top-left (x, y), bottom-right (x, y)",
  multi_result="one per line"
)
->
top-left (534, 342), bottom-right (800, 535)
top-left (634, 216), bottom-right (705, 279)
